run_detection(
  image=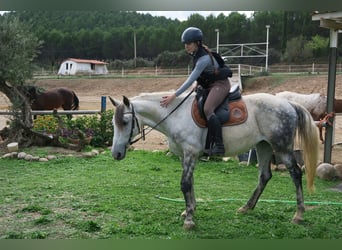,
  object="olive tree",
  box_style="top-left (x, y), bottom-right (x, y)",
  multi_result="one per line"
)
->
top-left (0, 15), bottom-right (41, 144)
